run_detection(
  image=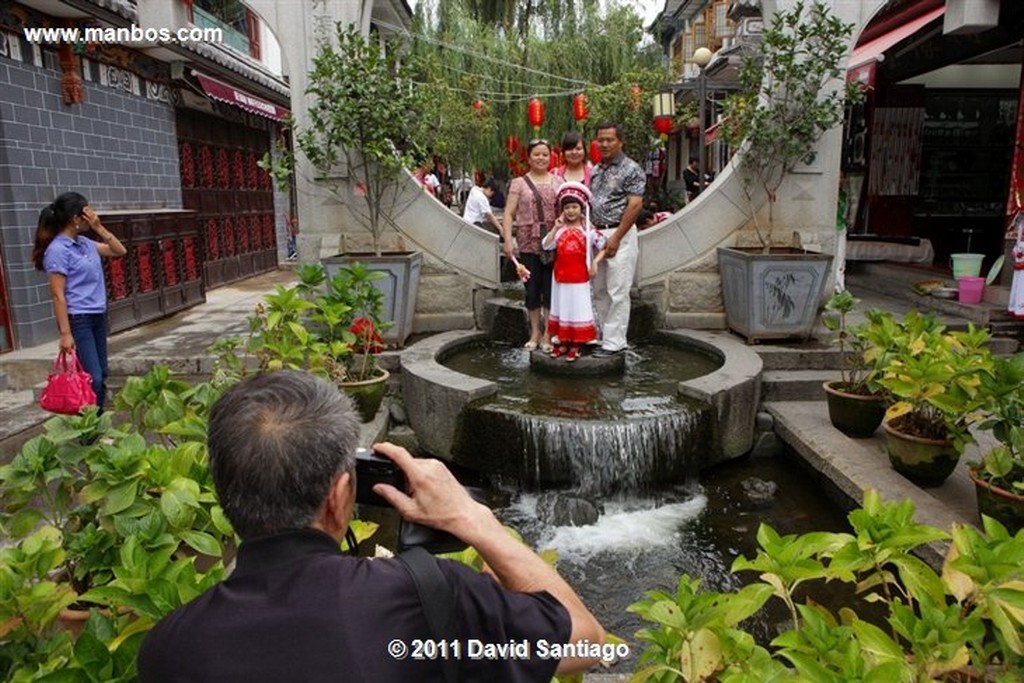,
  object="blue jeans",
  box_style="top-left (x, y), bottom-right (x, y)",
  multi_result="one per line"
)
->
top-left (69, 312), bottom-right (108, 411)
